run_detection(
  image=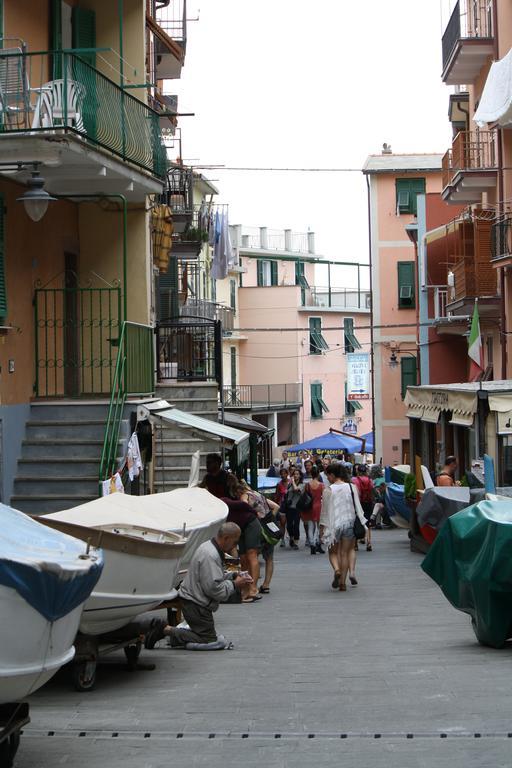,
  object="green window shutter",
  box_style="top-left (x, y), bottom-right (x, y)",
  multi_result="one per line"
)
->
top-left (0, 194), bottom-right (6, 316)
top-left (344, 318), bottom-right (354, 353)
top-left (345, 381), bottom-right (355, 415)
top-left (400, 356), bottom-right (417, 400)
top-left (270, 260), bottom-right (278, 286)
top-left (311, 383), bottom-right (322, 418)
top-left (230, 347), bottom-right (237, 388)
top-left (309, 317), bottom-right (321, 355)
top-left (396, 178), bottom-right (425, 215)
top-left (397, 261), bottom-right (416, 309)
top-left (230, 279), bottom-right (236, 311)
top-left (72, 7), bottom-right (96, 67)
top-left (51, 0), bottom-right (63, 78)
top-left (295, 261), bottom-right (305, 285)
top-left (257, 260), bottom-right (263, 287)
top-left (0, 1), bottom-right (4, 48)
